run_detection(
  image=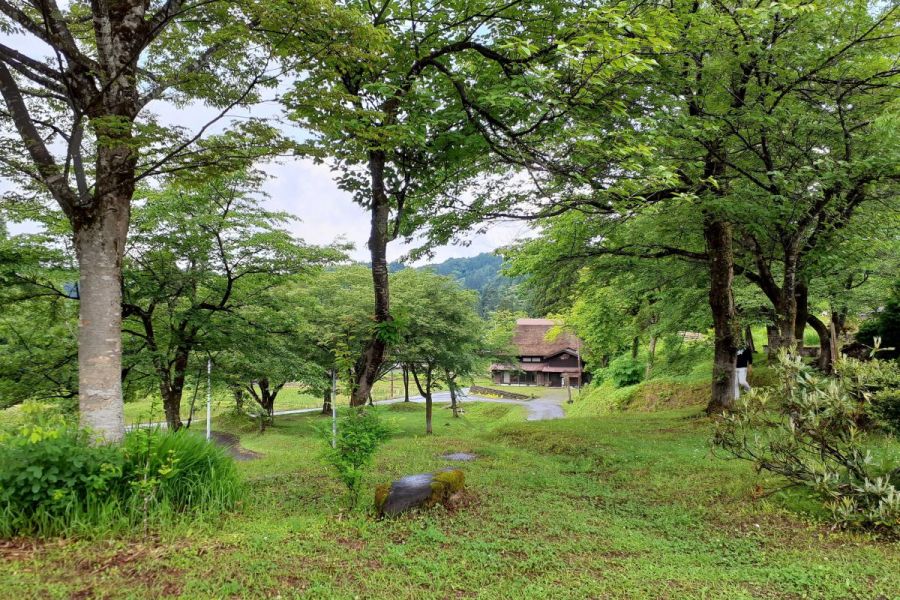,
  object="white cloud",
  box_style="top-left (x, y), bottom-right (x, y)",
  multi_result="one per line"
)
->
top-left (258, 157), bottom-right (530, 264)
top-left (0, 30), bottom-right (525, 265)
